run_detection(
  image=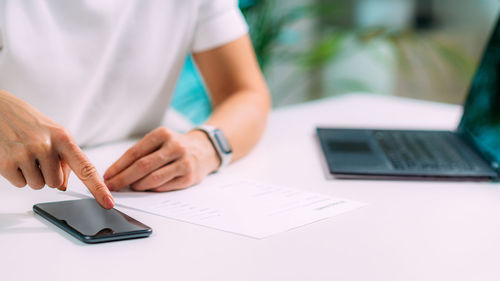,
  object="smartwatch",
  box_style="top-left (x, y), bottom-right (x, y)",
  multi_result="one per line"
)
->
top-left (194, 125), bottom-right (233, 171)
